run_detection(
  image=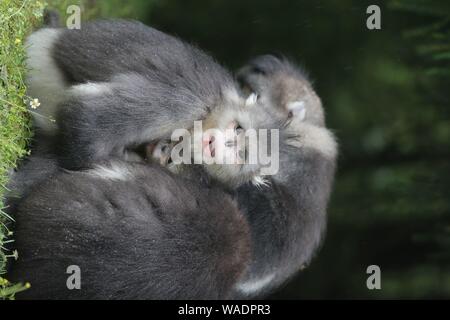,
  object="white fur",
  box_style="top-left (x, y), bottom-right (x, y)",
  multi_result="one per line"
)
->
top-left (26, 28), bottom-right (66, 132)
top-left (236, 273), bottom-right (276, 295)
top-left (287, 122), bottom-right (338, 160)
top-left (287, 100), bottom-right (306, 121)
top-left (69, 82), bottom-right (112, 97)
top-left (223, 87), bottom-right (243, 106)
top-left (87, 163), bottom-right (133, 181)
top-left (245, 93), bottom-right (258, 107)
top-left (252, 175), bottom-right (270, 188)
